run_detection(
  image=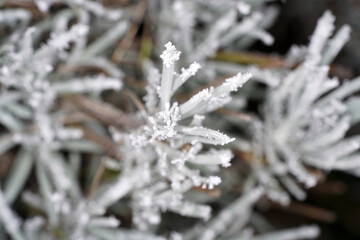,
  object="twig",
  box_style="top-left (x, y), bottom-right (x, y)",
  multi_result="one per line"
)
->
top-left (124, 89), bottom-right (146, 112)
top-left (76, 125), bottom-right (121, 159)
top-left (214, 51), bottom-right (285, 69)
top-left (111, 0), bottom-right (147, 63)
top-left (270, 201), bottom-right (337, 223)
top-left (192, 186), bottom-right (221, 198)
top-left (308, 181), bottom-right (346, 195)
top-left (213, 51), bottom-right (354, 79)
top-left (88, 155), bottom-right (110, 198)
top-left (123, 76), bottom-right (147, 91)
top-left (63, 95), bottom-right (144, 130)
top-left (216, 108), bottom-right (252, 122)
top-left (173, 76), bottom-right (228, 103)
